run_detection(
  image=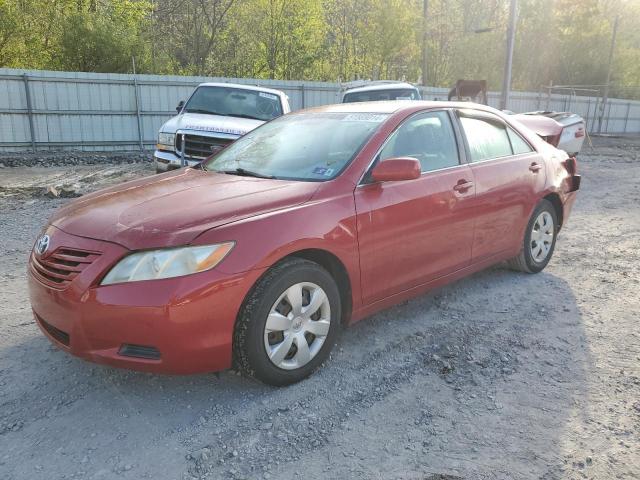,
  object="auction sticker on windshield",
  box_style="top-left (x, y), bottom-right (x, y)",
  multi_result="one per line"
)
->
top-left (259, 92), bottom-right (278, 101)
top-left (343, 113), bottom-right (388, 122)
